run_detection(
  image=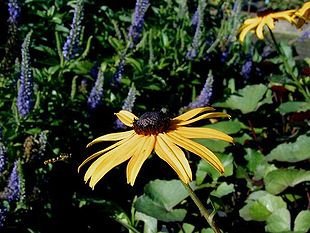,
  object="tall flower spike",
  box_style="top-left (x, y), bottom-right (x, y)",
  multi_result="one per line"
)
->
top-left (187, 70), bottom-right (214, 109)
top-left (128, 0), bottom-right (150, 47)
top-left (114, 85), bottom-right (138, 129)
top-left (0, 205), bottom-right (8, 229)
top-left (62, 0), bottom-right (84, 61)
top-left (17, 31), bottom-right (34, 117)
top-left (0, 137), bottom-right (7, 174)
top-left (5, 160), bottom-right (21, 202)
top-left (87, 69), bottom-right (104, 110)
top-left (186, 0), bottom-right (206, 60)
top-left (0, 0), bottom-right (21, 70)
top-left (111, 57), bottom-right (125, 86)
